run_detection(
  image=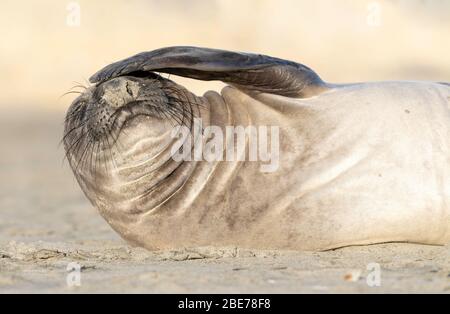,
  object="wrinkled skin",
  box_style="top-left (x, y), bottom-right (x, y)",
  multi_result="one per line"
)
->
top-left (64, 46), bottom-right (450, 250)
